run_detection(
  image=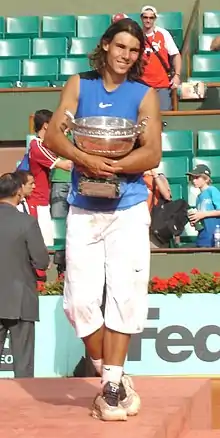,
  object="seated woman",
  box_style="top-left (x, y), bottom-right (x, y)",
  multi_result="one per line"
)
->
top-left (144, 168), bottom-right (171, 248)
